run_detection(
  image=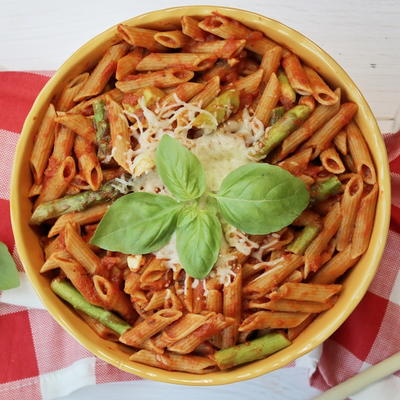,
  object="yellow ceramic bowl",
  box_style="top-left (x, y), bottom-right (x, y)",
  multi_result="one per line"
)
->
top-left (11, 6), bottom-right (391, 385)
